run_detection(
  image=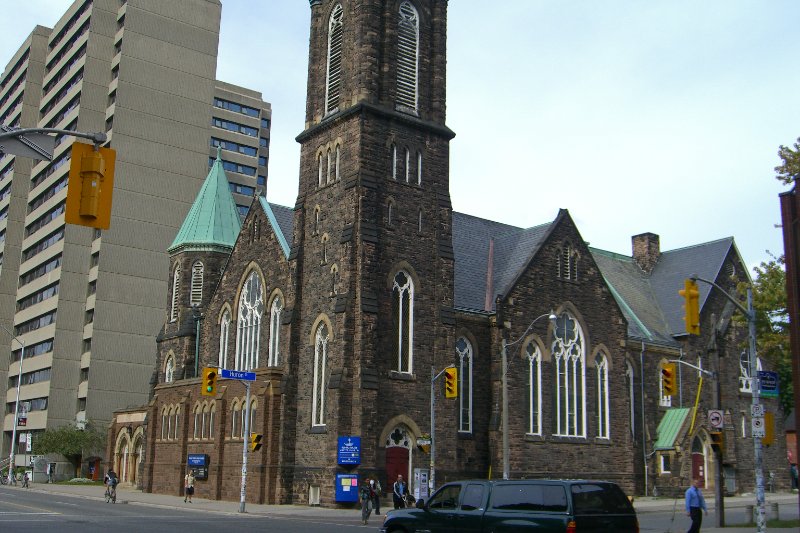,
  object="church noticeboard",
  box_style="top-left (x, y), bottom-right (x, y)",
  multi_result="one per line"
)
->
top-left (337, 436), bottom-right (361, 465)
top-left (758, 371), bottom-right (779, 398)
top-left (335, 473), bottom-right (359, 502)
top-left (187, 454), bottom-right (210, 480)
